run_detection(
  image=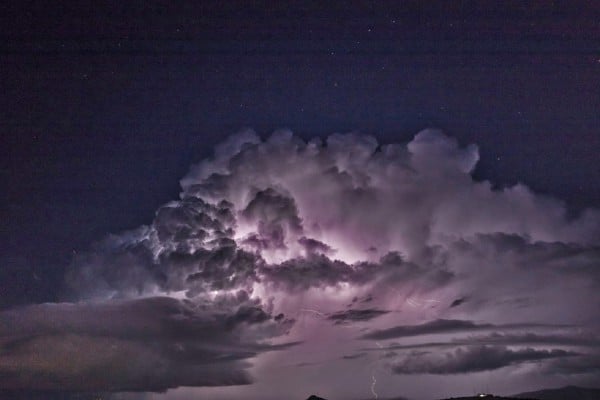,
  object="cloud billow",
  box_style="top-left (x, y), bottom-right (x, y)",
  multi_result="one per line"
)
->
top-left (2, 128), bottom-right (600, 394)
top-left (0, 297), bottom-right (297, 392)
top-left (328, 308), bottom-right (390, 325)
top-left (390, 345), bottom-right (577, 374)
